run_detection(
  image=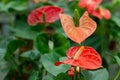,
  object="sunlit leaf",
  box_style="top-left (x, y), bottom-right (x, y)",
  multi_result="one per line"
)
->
top-left (41, 53), bottom-right (70, 76)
